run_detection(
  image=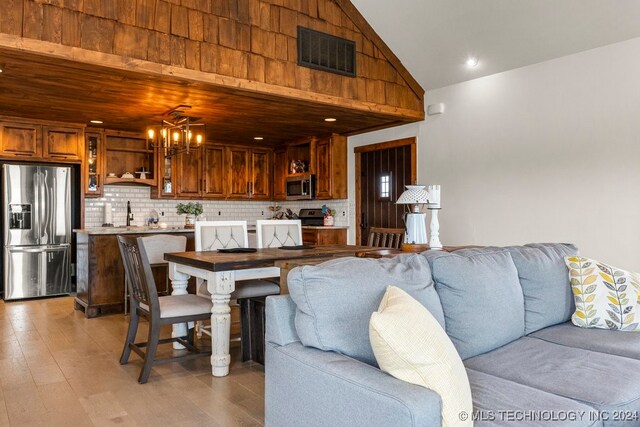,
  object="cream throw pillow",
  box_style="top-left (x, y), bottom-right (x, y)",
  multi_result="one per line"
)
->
top-left (369, 286), bottom-right (473, 427)
top-left (565, 256), bottom-right (640, 331)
